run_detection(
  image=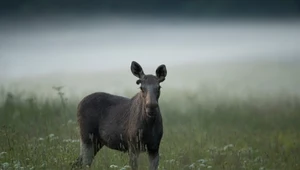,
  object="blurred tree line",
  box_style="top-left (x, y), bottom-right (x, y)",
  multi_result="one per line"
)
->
top-left (1, 0), bottom-right (300, 17)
